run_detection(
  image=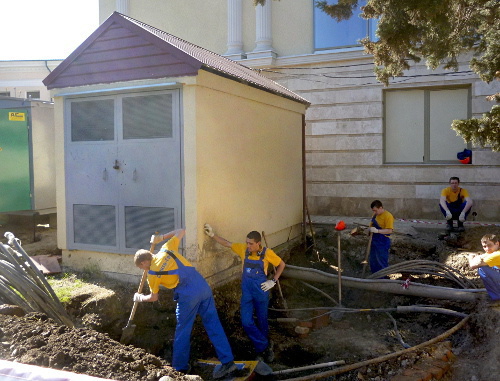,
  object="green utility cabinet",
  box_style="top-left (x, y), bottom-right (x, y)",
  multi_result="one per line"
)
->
top-left (0, 98), bottom-right (56, 214)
